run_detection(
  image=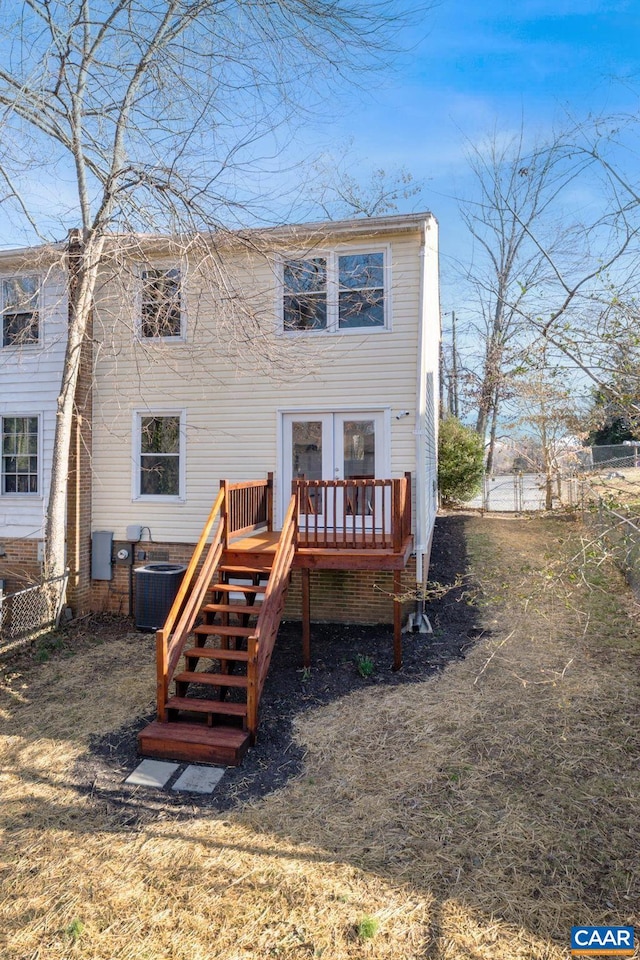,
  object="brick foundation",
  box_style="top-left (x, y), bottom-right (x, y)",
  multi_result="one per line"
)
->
top-left (89, 540), bottom-right (419, 626)
top-left (0, 539), bottom-right (42, 596)
top-left (283, 556), bottom-right (417, 625)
